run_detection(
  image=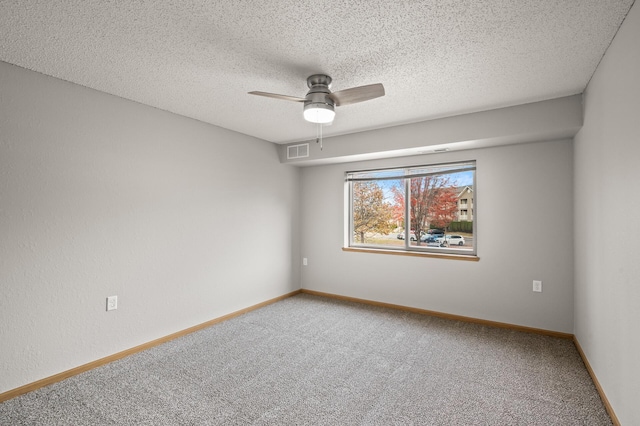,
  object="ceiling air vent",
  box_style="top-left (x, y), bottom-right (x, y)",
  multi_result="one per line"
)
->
top-left (287, 143), bottom-right (309, 159)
